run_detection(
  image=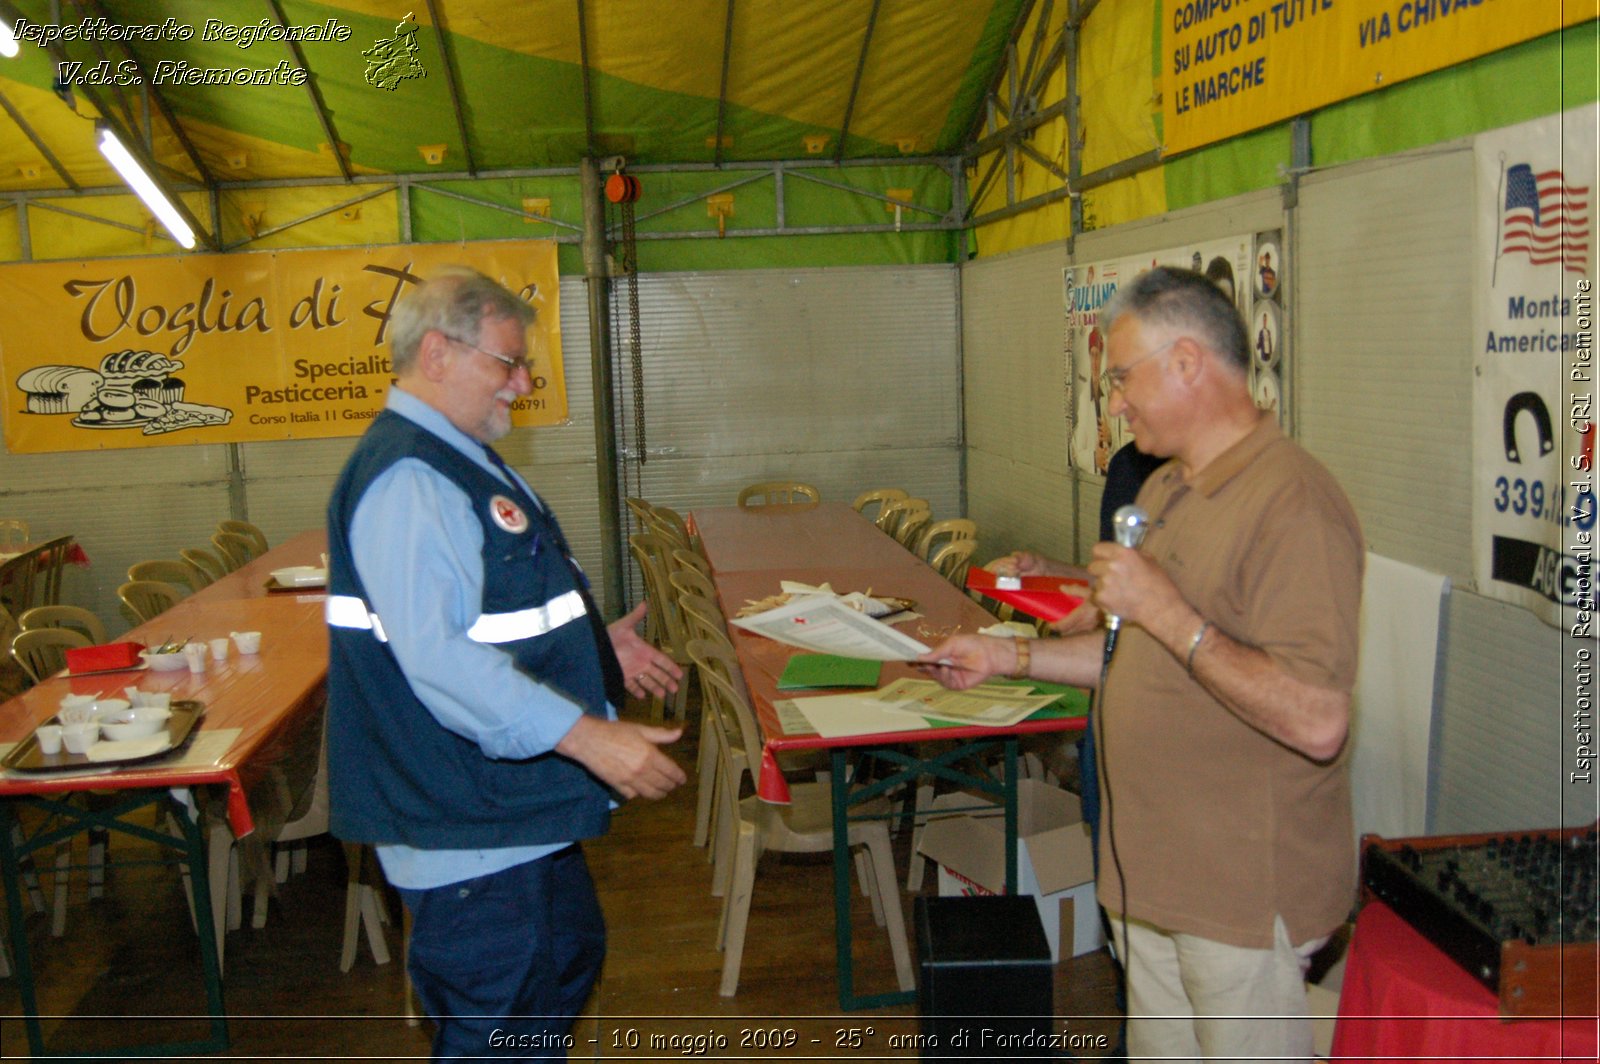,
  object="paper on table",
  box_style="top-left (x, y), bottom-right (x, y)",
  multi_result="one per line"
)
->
top-left (730, 594), bottom-right (931, 661)
top-left (777, 654), bottom-right (882, 690)
top-left (779, 694), bottom-right (935, 739)
top-left (870, 677), bottom-right (1061, 727)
